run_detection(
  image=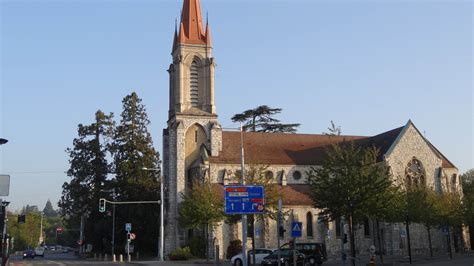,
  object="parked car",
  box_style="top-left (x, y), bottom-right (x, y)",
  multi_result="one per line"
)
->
top-left (231, 248), bottom-right (275, 266)
top-left (22, 250), bottom-right (35, 259)
top-left (34, 247), bottom-right (45, 257)
top-left (261, 248), bottom-right (305, 266)
top-left (281, 242), bottom-right (327, 266)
